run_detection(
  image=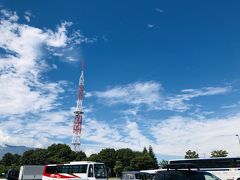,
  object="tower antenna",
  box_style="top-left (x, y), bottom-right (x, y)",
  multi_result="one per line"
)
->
top-left (71, 61), bottom-right (84, 152)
